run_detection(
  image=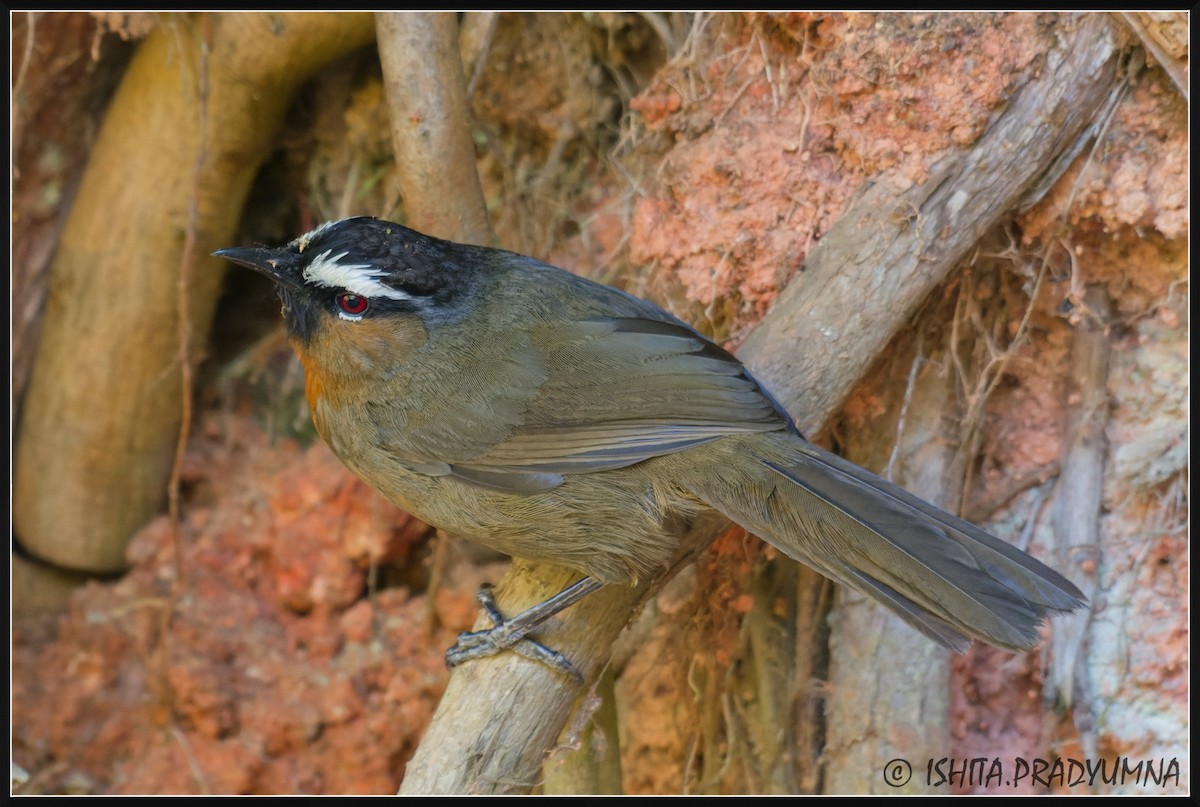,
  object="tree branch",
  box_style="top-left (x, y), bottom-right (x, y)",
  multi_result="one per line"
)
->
top-left (14, 13), bottom-right (376, 575)
top-left (399, 13), bottom-right (1124, 795)
top-left (375, 12), bottom-right (492, 246)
